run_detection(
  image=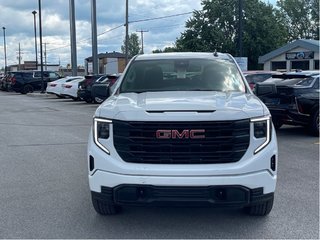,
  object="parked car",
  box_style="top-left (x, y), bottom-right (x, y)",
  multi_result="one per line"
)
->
top-left (243, 71), bottom-right (279, 90)
top-left (255, 71), bottom-right (319, 135)
top-left (0, 73), bottom-right (8, 91)
top-left (60, 77), bottom-right (85, 100)
top-left (77, 75), bottom-right (106, 103)
top-left (91, 74), bottom-right (120, 103)
top-left (46, 76), bottom-right (84, 98)
top-left (88, 52), bottom-right (278, 216)
top-left (9, 70), bottom-right (61, 94)
top-left (0, 72), bottom-right (16, 91)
